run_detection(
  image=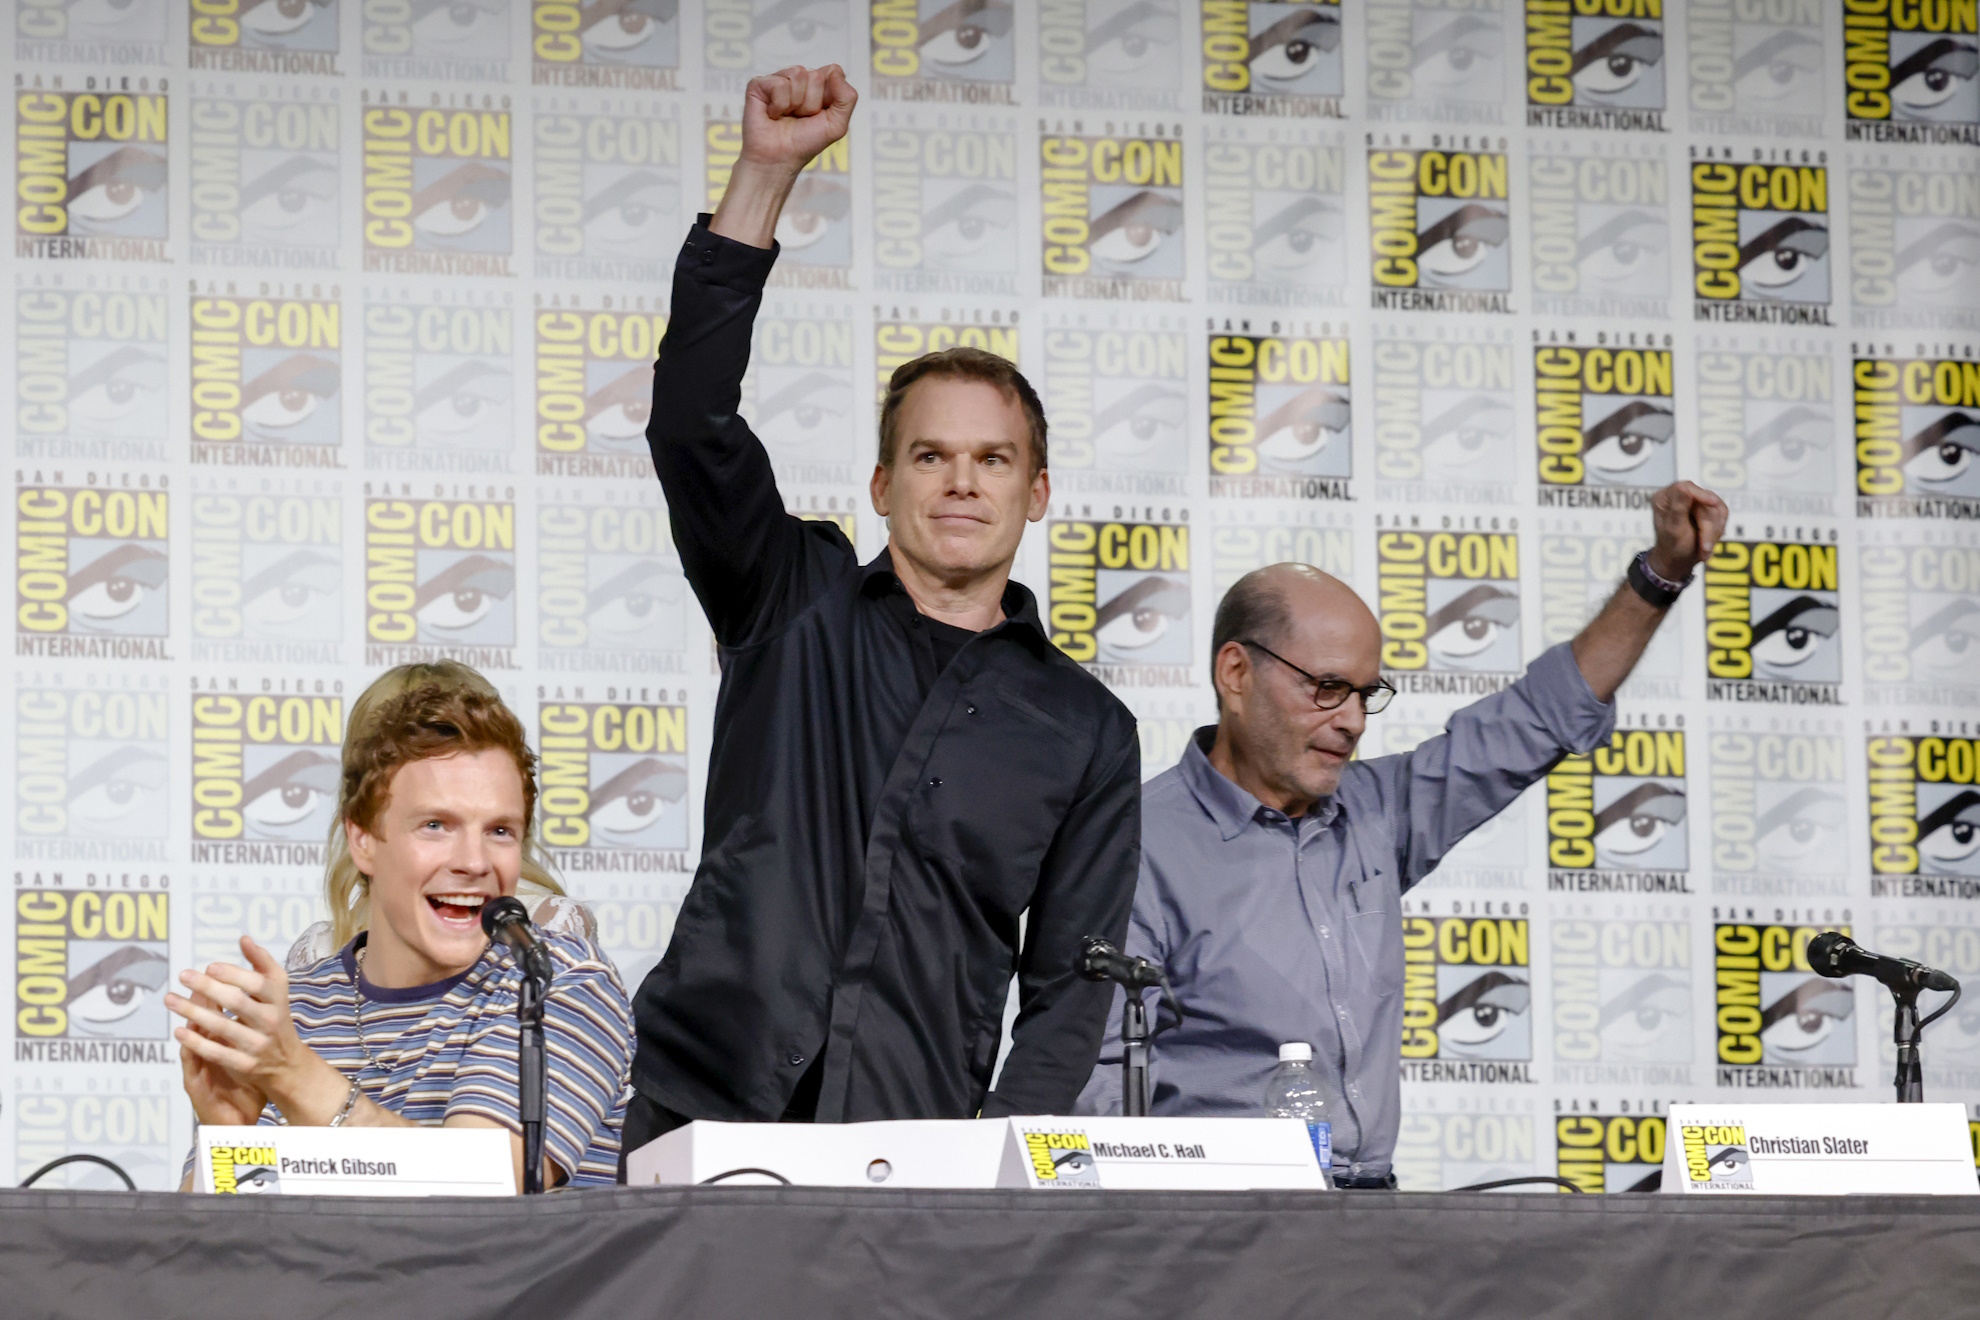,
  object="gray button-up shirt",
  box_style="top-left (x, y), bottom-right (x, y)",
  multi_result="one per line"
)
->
top-left (1074, 642), bottom-right (1614, 1181)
